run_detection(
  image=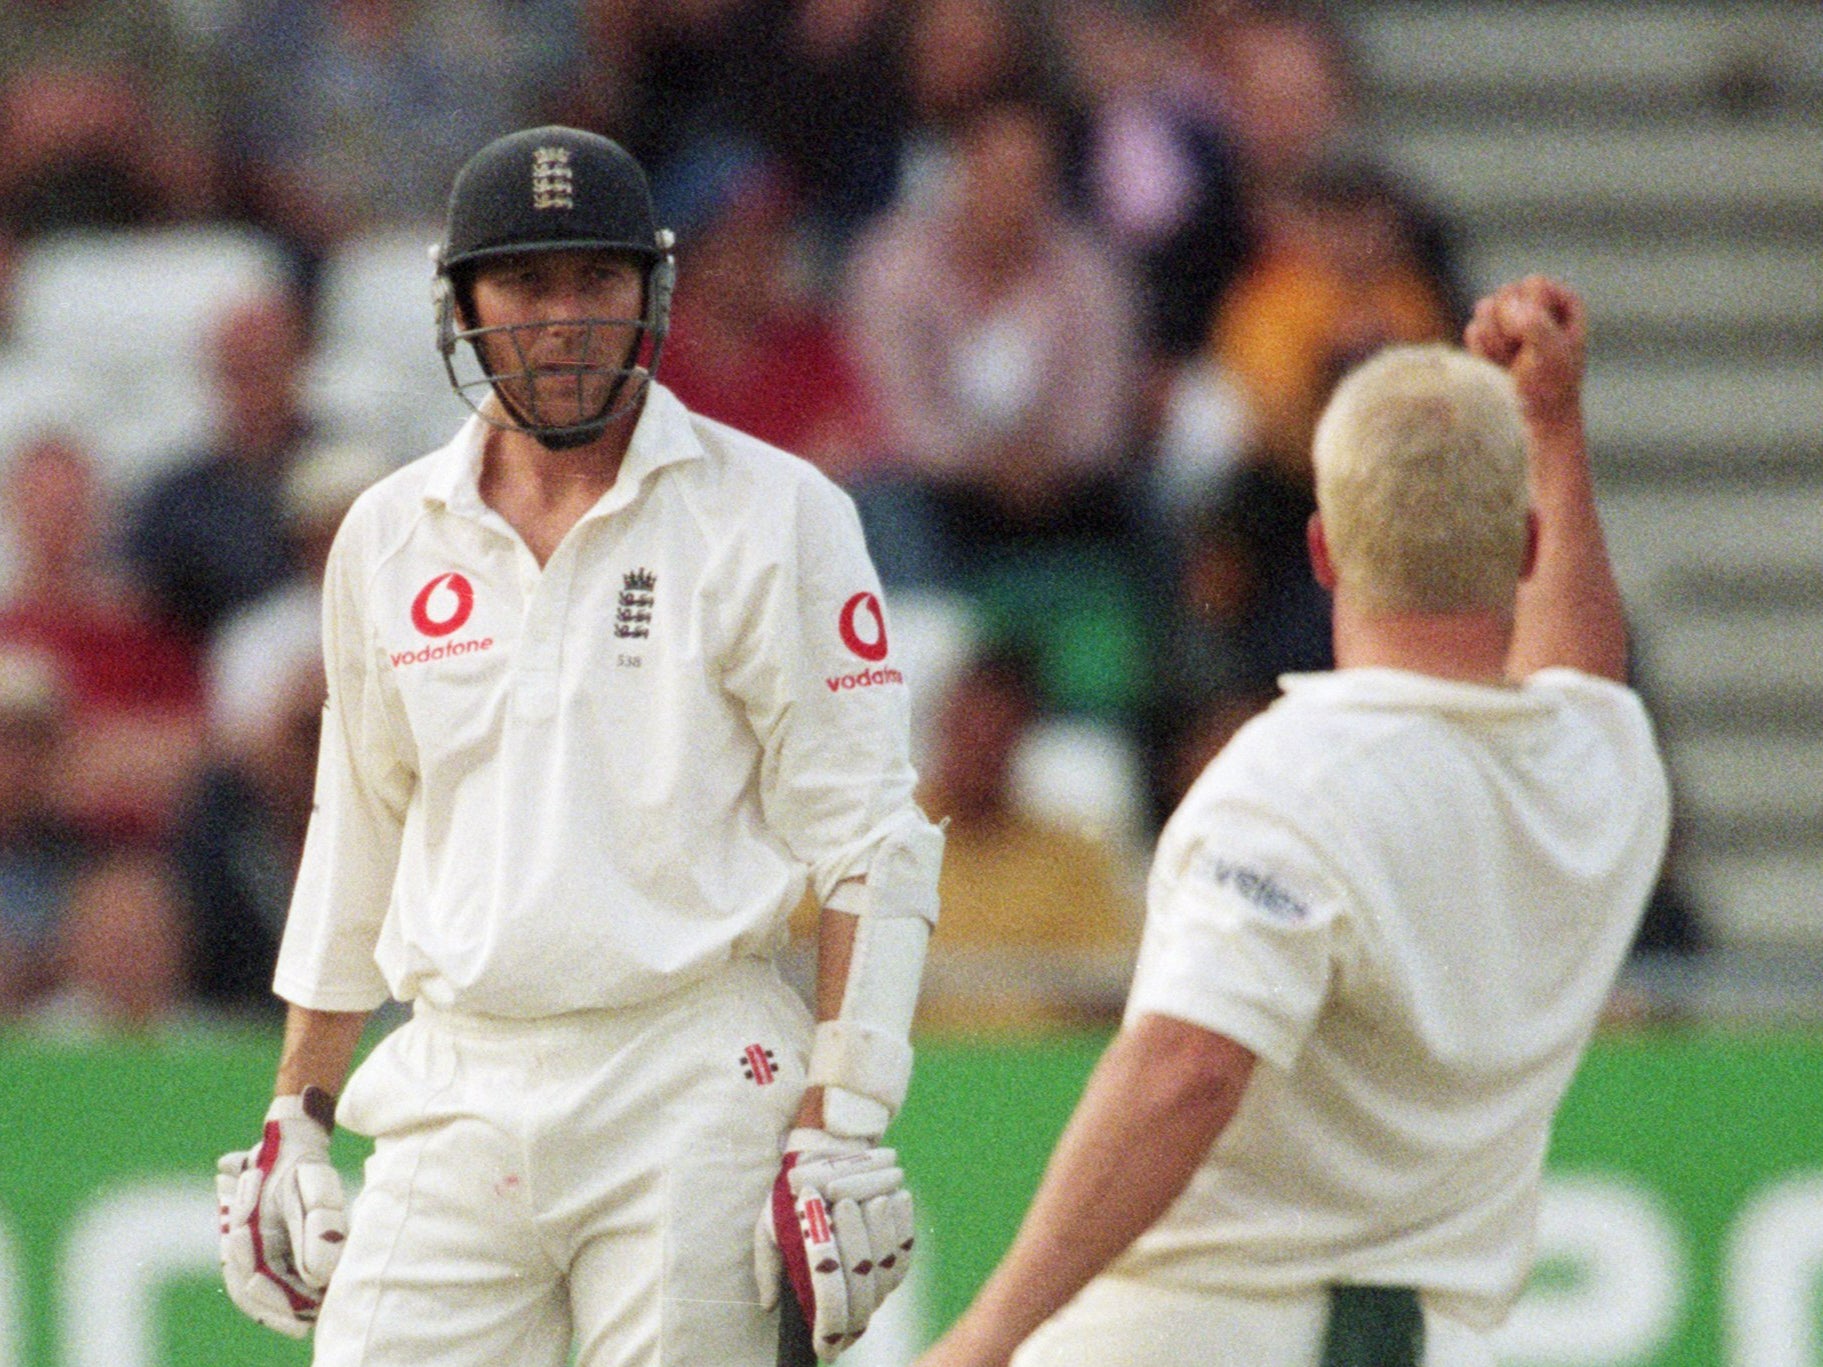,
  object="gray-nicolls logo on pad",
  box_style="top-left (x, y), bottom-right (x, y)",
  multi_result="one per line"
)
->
top-left (531, 146), bottom-right (573, 210)
top-left (616, 568), bottom-right (655, 639)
